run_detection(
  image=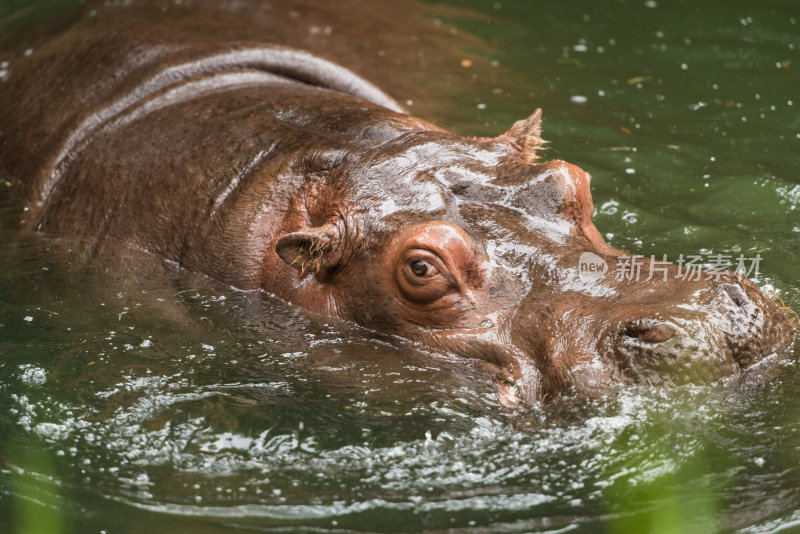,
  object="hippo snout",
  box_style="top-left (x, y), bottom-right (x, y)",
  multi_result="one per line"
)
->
top-left (504, 263), bottom-right (796, 402)
top-left (599, 277), bottom-right (794, 388)
top-left (608, 316), bottom-right (738, 386)
top-left (717, 280), bottom-right (795, 369)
